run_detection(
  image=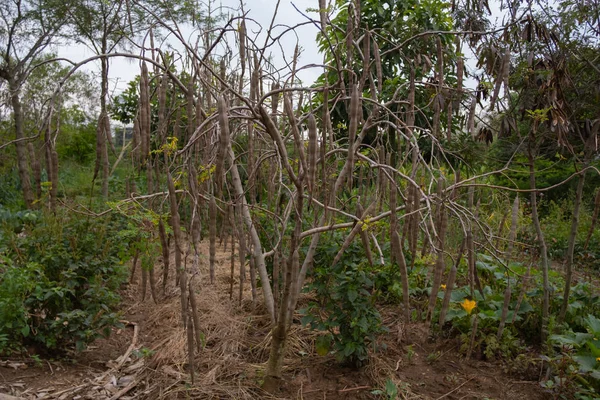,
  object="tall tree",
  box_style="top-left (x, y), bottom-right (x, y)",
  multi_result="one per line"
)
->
top-left (0, 0), bottom-right (69, 208)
